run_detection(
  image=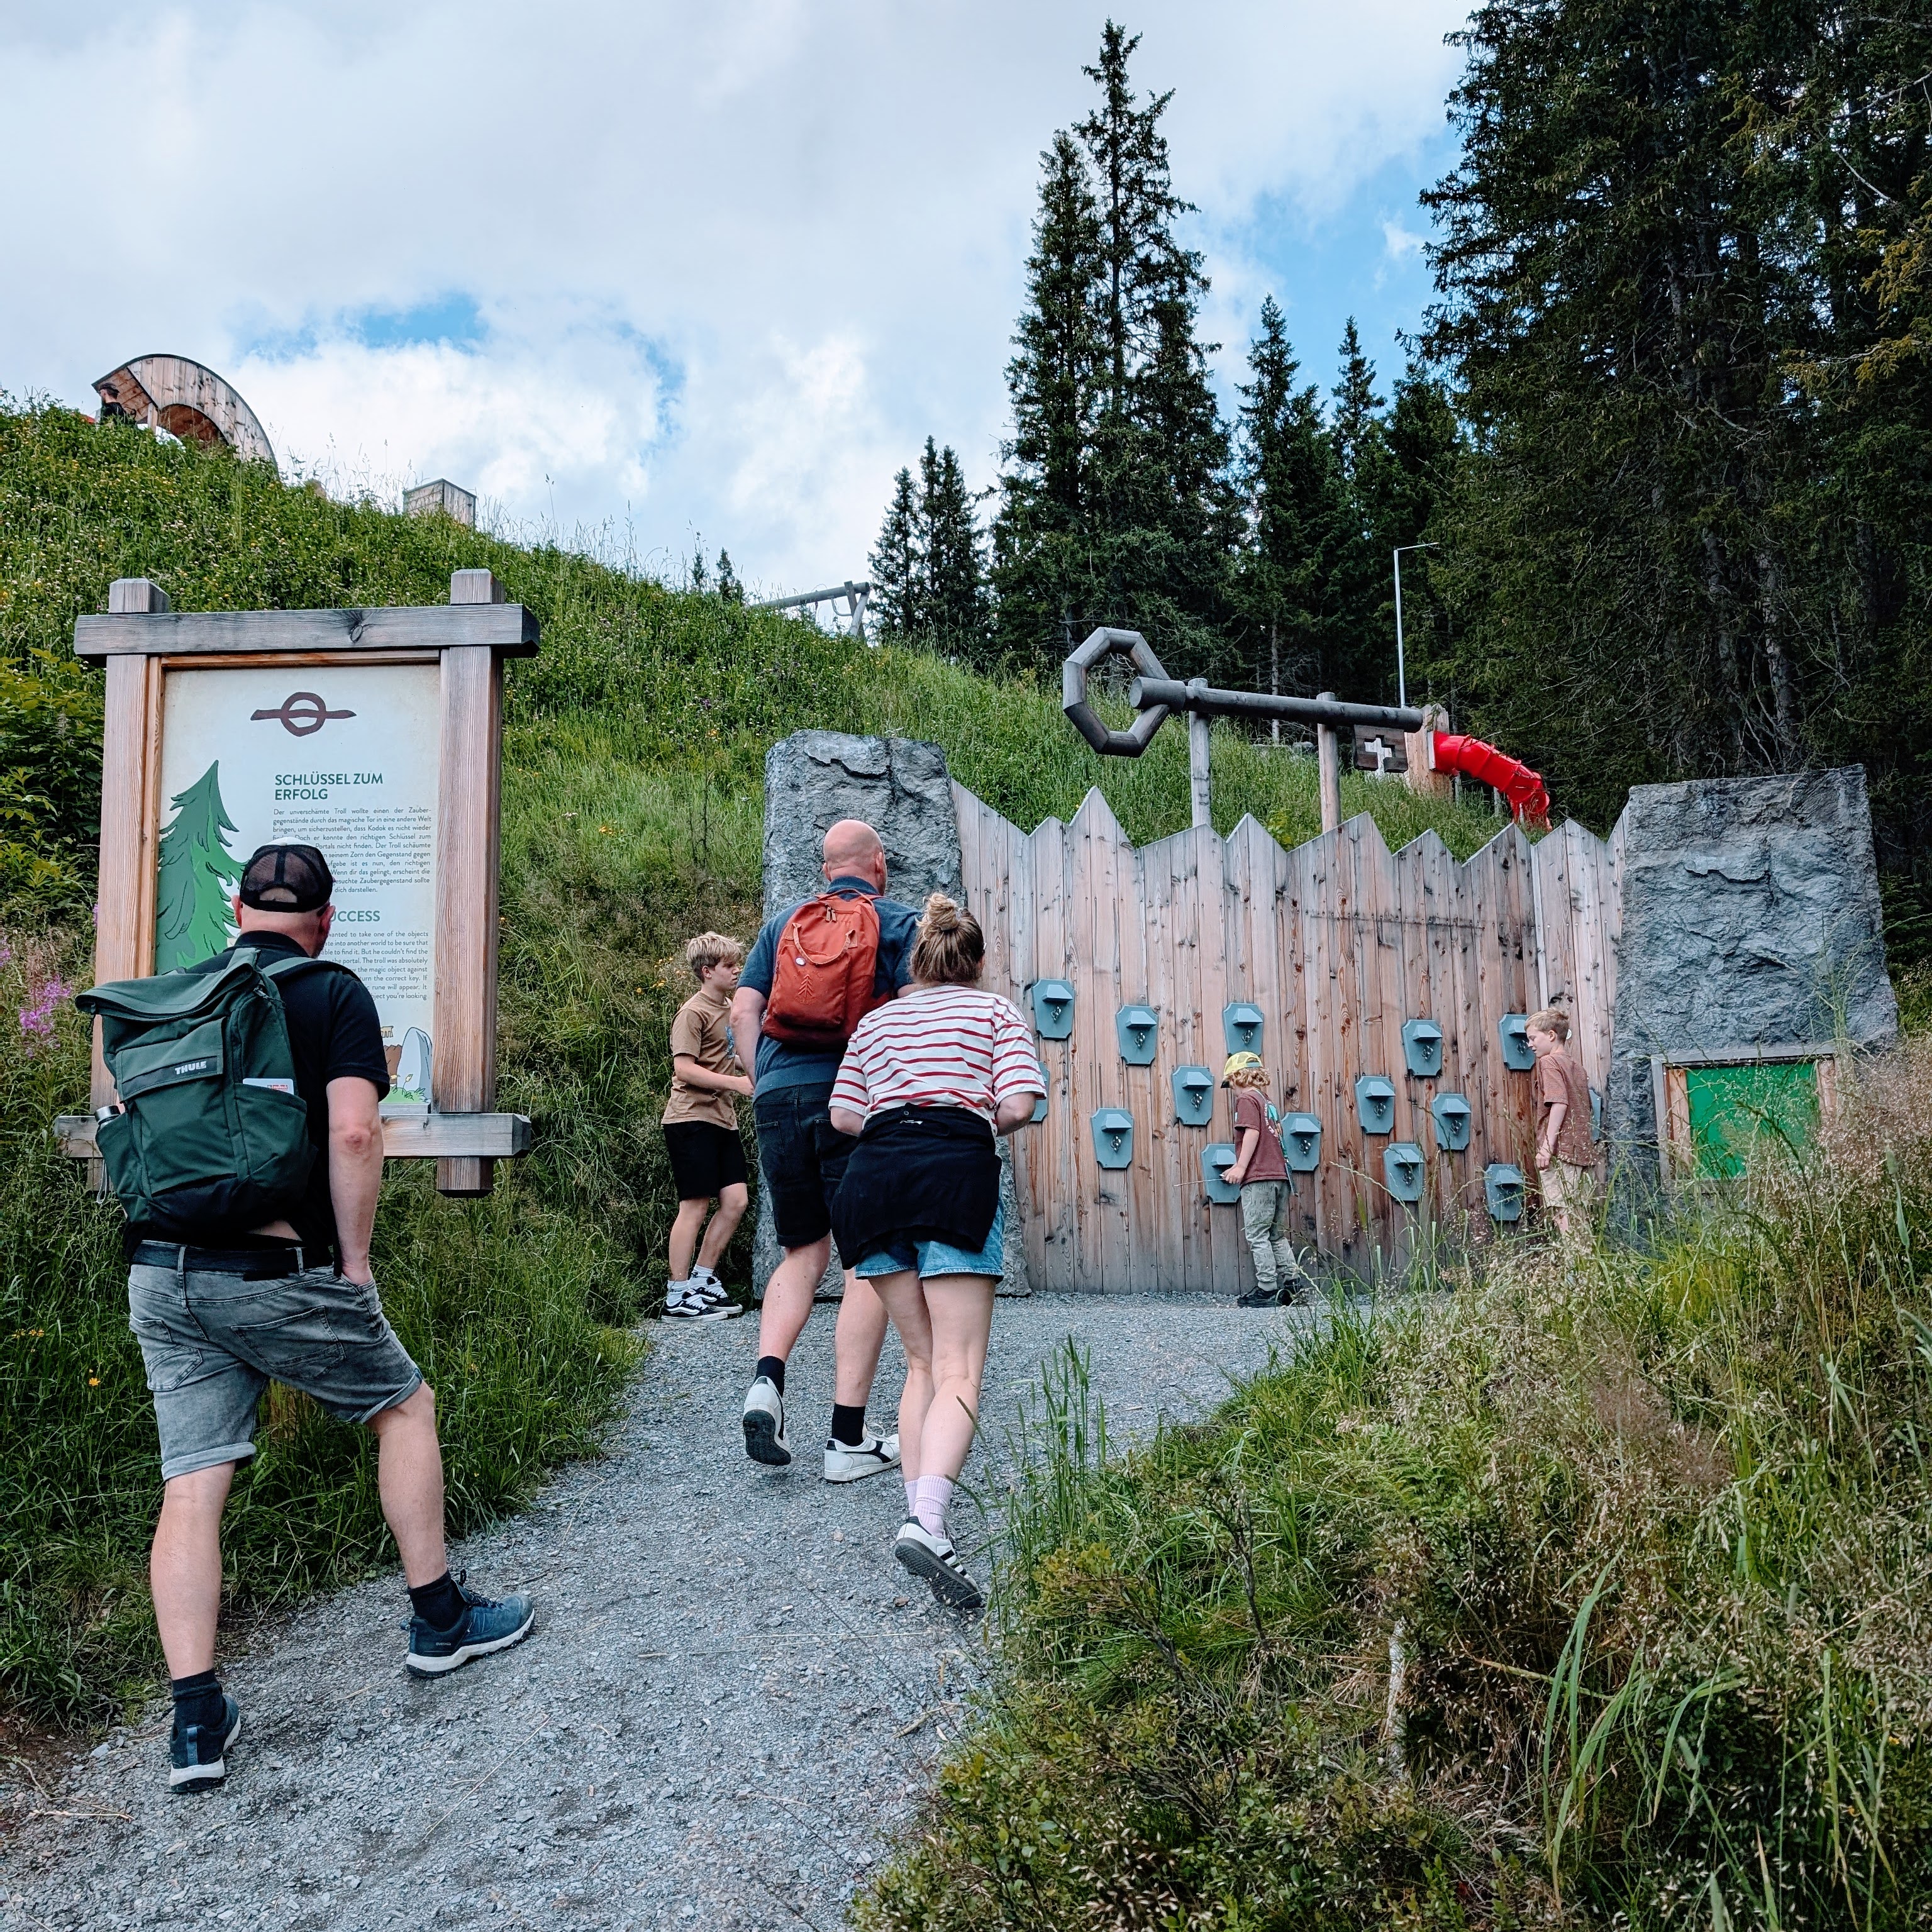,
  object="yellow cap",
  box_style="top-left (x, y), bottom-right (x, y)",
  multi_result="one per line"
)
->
top-left (1221, 1051), bottom-right (1263, 1084)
